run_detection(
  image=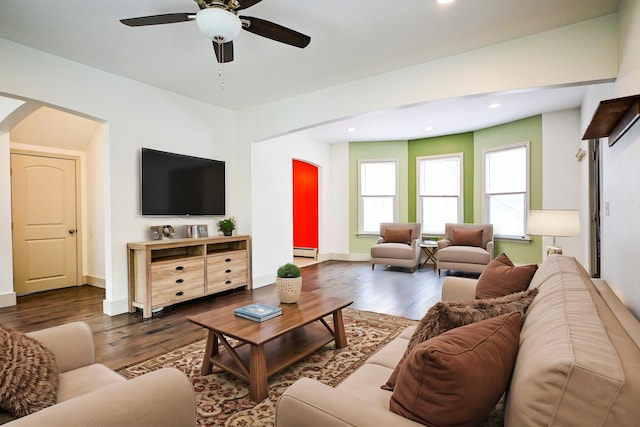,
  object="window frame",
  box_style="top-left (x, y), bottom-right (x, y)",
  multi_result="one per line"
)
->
top-left (416, 153), bottom-right (464, 235)
top-left (358, 159), bottom-right (399, 235)
top-left (482, 142), bottom-right (530, 239)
